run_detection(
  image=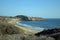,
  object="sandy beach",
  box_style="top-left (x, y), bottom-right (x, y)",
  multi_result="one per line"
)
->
top-left (8, 18), bottom-right (38, 34)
